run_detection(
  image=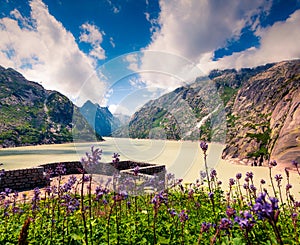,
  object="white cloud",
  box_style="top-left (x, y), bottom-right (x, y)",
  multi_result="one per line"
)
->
top-left (0, 0), bottom-right (106, 106)
top-left (106, 0), bottom-right (121, 14)
top-left (124, 0), bottom-right (273, 91)
top-left (147, 0), bottom-right (268, 61)
top-left (109, 104), bottom-right (130, 115)
top-left (109, 37), bottom-right (115, 48)
top-left (79, 22), bottom-right (106, 60)
top-left (201, 9), bottom-right (300, 71)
